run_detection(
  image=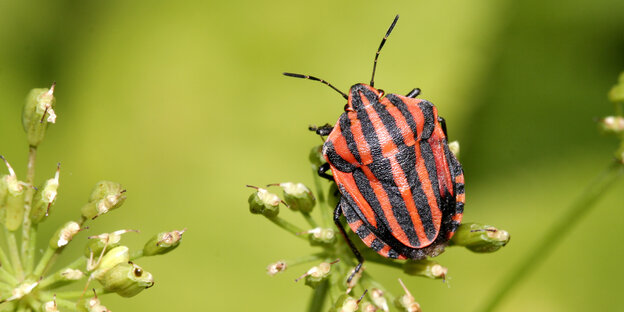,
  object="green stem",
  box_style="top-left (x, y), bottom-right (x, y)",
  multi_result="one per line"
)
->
top-left (311, 167), bottom-right (331, 228)
top-left (0, 245), bottom-right (14, 274)
top-left (0, 267), bottom-right (18, 284)
top-left (301, 212), bottom-right (318, 228)
top-left (265, 215), bottom-right (307, 240)
top-left (477, 162), bottom-right (624, 312)
top-left (26, 226), bottom-right (37, 274)
top-left (33, 247), bottom-right (56, 277)
top-left (307, 279), bottom-right (329, 312)
top-left (130, 249), bottom-right (144, 261)
top-left (21, 146), bottom-right (37, 274)
top-left (6, 229), bottom-right (24, 279)
top-left (55, 288), bottom-right (108, 299)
